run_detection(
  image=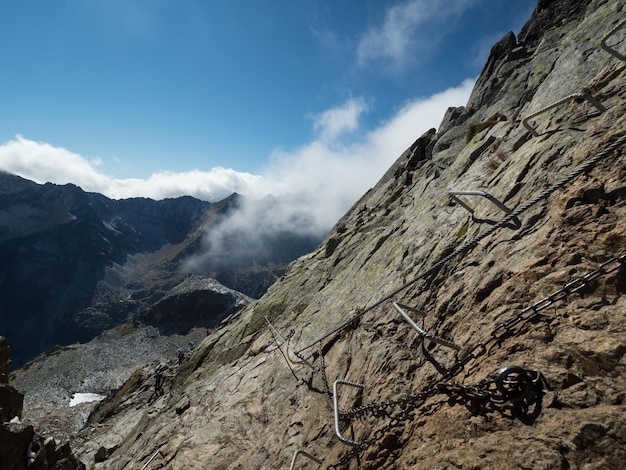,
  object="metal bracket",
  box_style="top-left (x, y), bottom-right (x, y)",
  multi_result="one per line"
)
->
top-left (289, 449), bottom-right (323, 469)
top-left (392, 302), bottom-right (461, 350)
top-left (601, 17), bottom-right (626, 62)
top-left (333, 379), bottom-right (365, 447)
top-left (448, 190), bottom-right (520, 229)
top-left (264, 317), bottom-right (313, 369)
top-left (522, 92), bottom-right (606, 137)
